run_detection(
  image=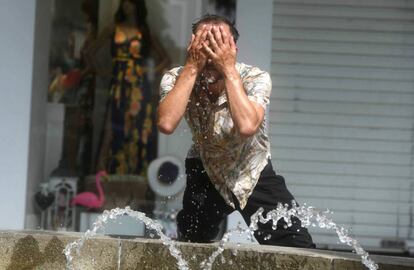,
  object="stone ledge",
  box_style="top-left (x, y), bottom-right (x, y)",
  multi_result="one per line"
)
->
top-left (0, 230), bottom-right (413, 270)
